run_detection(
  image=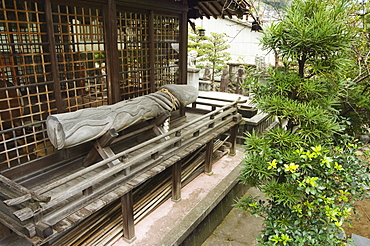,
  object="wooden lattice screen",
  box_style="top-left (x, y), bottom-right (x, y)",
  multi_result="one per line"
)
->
top-left (117, 11), bottom-right (151, 99)
top-left (0, 0), bottom-right (183, 172)
top-left (0, 0), bottom-right (54, 170)
top-left (154, 15), bottom-right (179, 88)
top-left (52, 4), bottom-right (108, 111)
